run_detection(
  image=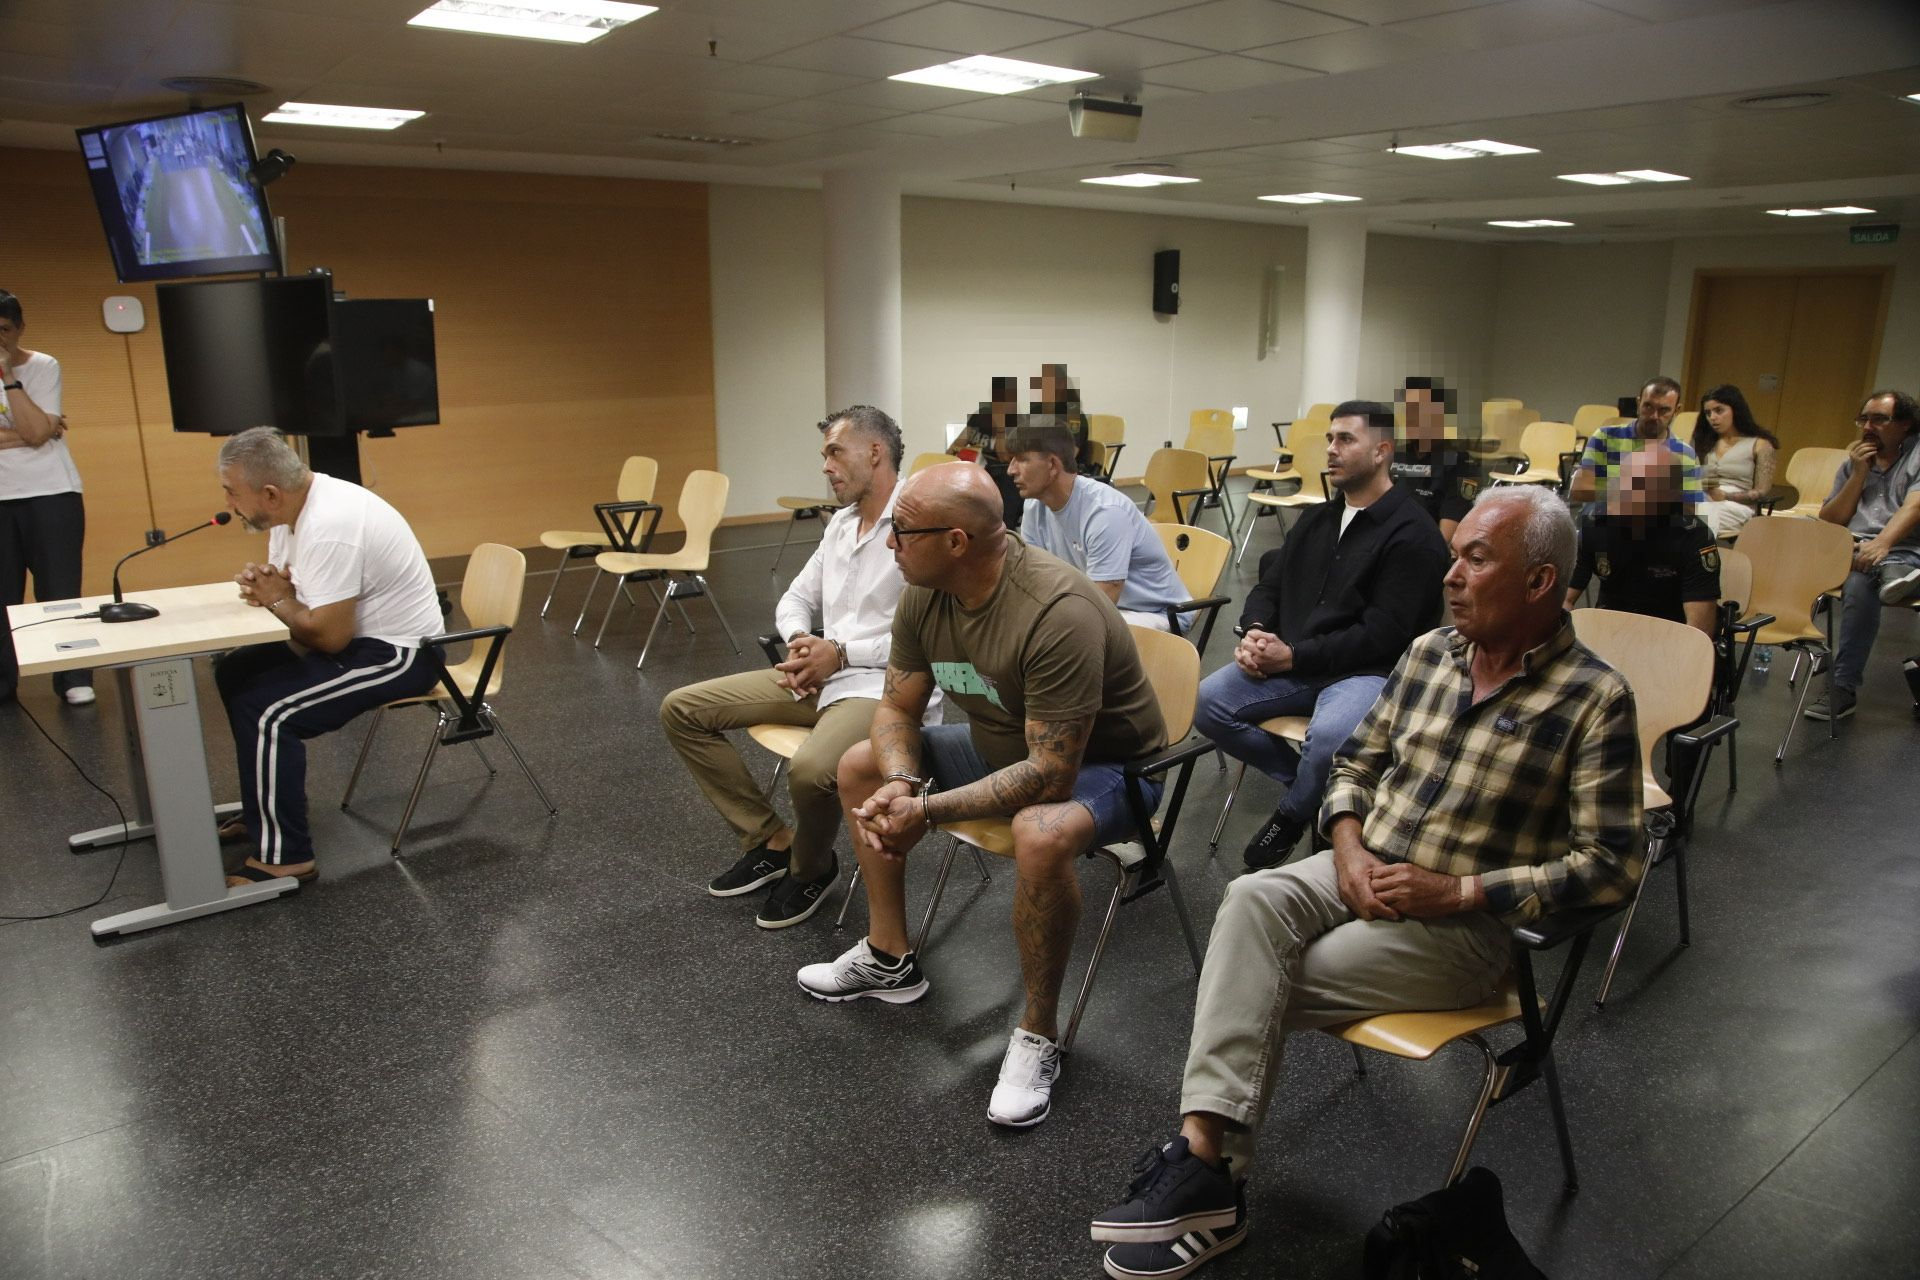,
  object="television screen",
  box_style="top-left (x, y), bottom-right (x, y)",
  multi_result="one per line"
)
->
top-left (75, 103), bottom-right (279, 283)
top-left (334, 299), bottom-right (440, 434)
top-left (158, 275), bottom-right (342, 436)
